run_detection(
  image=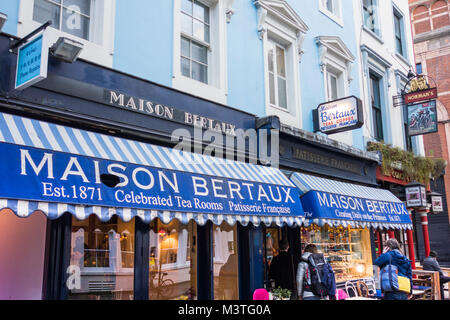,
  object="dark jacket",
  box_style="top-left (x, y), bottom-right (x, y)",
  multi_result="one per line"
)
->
top-left (374, 249), bottom-right (413, 284)
top-left (268, 251), bottom-right (295, 291)
top-left (422, 256), bottom-right (445, 278)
